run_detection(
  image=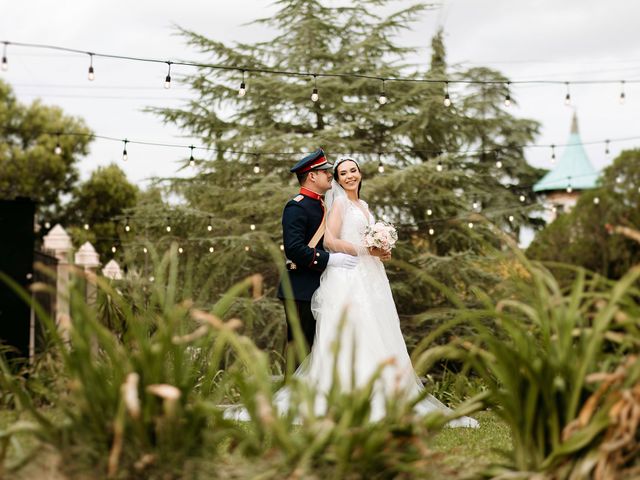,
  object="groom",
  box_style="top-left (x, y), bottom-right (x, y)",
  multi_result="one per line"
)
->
top-left (277, 148), bottom-right (358, 354)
